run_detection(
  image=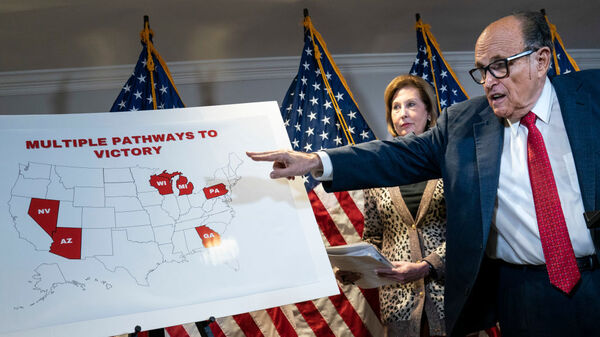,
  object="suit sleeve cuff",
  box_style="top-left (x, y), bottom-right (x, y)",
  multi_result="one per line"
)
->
top-left (423, 253), bottom-right (444, 280)
top-left (312, 151), bottom-right (333, 181)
